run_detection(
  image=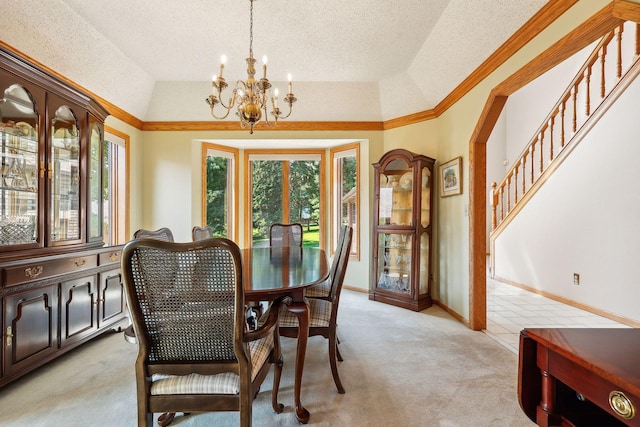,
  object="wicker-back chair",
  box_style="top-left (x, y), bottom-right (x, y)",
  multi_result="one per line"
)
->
top-left (192, 225), bottom-right (214, 241)
top-left (304, 225), bottom-right (350, 300)
top-left (133, 227), bottom-right (175, 242)
top-left (124, 228), bottom-right (175, 346)
top-left (269, 223), bottom-right (303, 247)
top-left (121, 238), bottom-right (286, 427)
top-left (279, 225), bottom-right (352, 394)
